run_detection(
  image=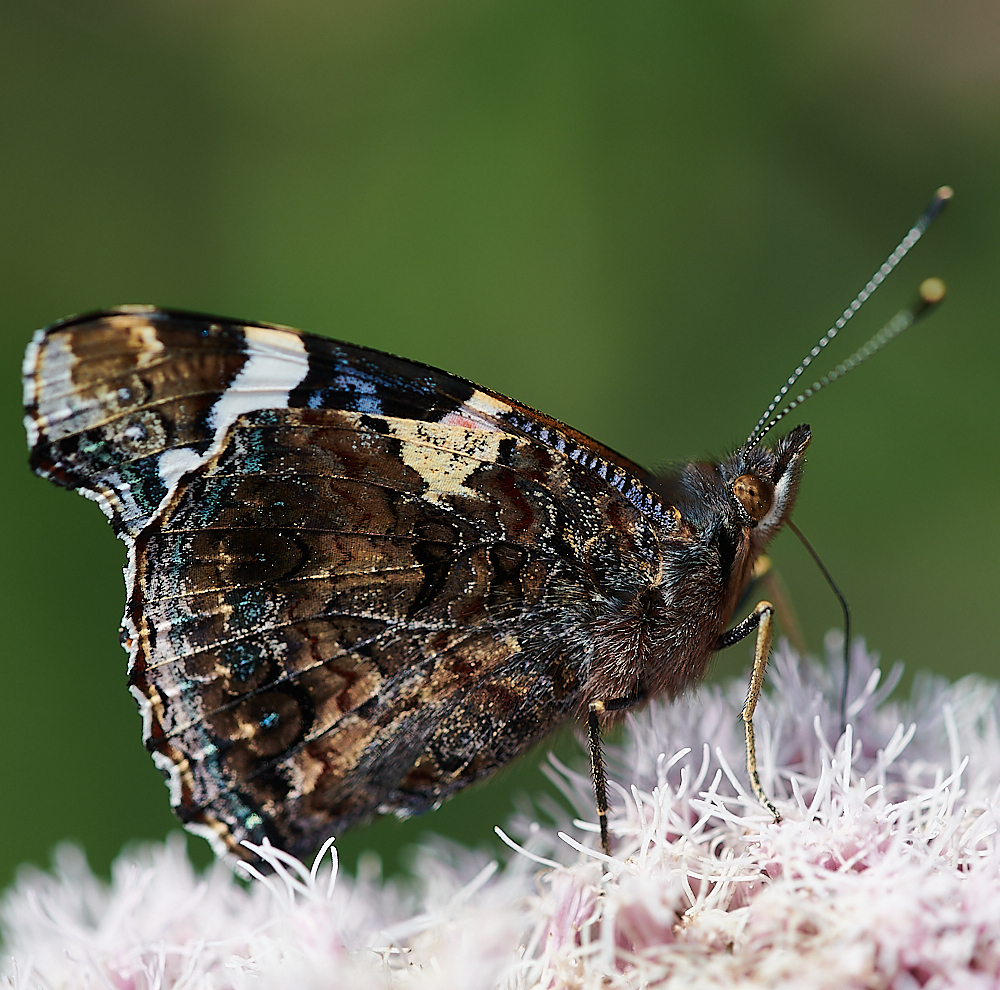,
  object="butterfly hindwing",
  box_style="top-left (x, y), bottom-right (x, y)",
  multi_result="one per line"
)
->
top-left (25, 308), bottom-right (674, 859)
